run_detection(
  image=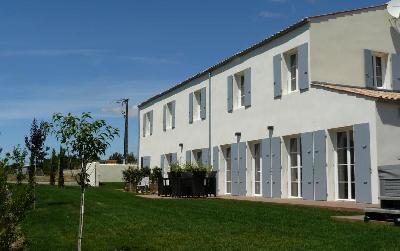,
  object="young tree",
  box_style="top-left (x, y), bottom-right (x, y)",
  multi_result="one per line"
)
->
top-left (58, 148), bottom-right (66, 187)
top-left (51, 112), bottom-right (119, 251)
top-left (49, 149), bottom-right (57, 185)
top-left (9, 145), bottom-right (28, 184)
top-left (0, 148), bottom-right (34, 250)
